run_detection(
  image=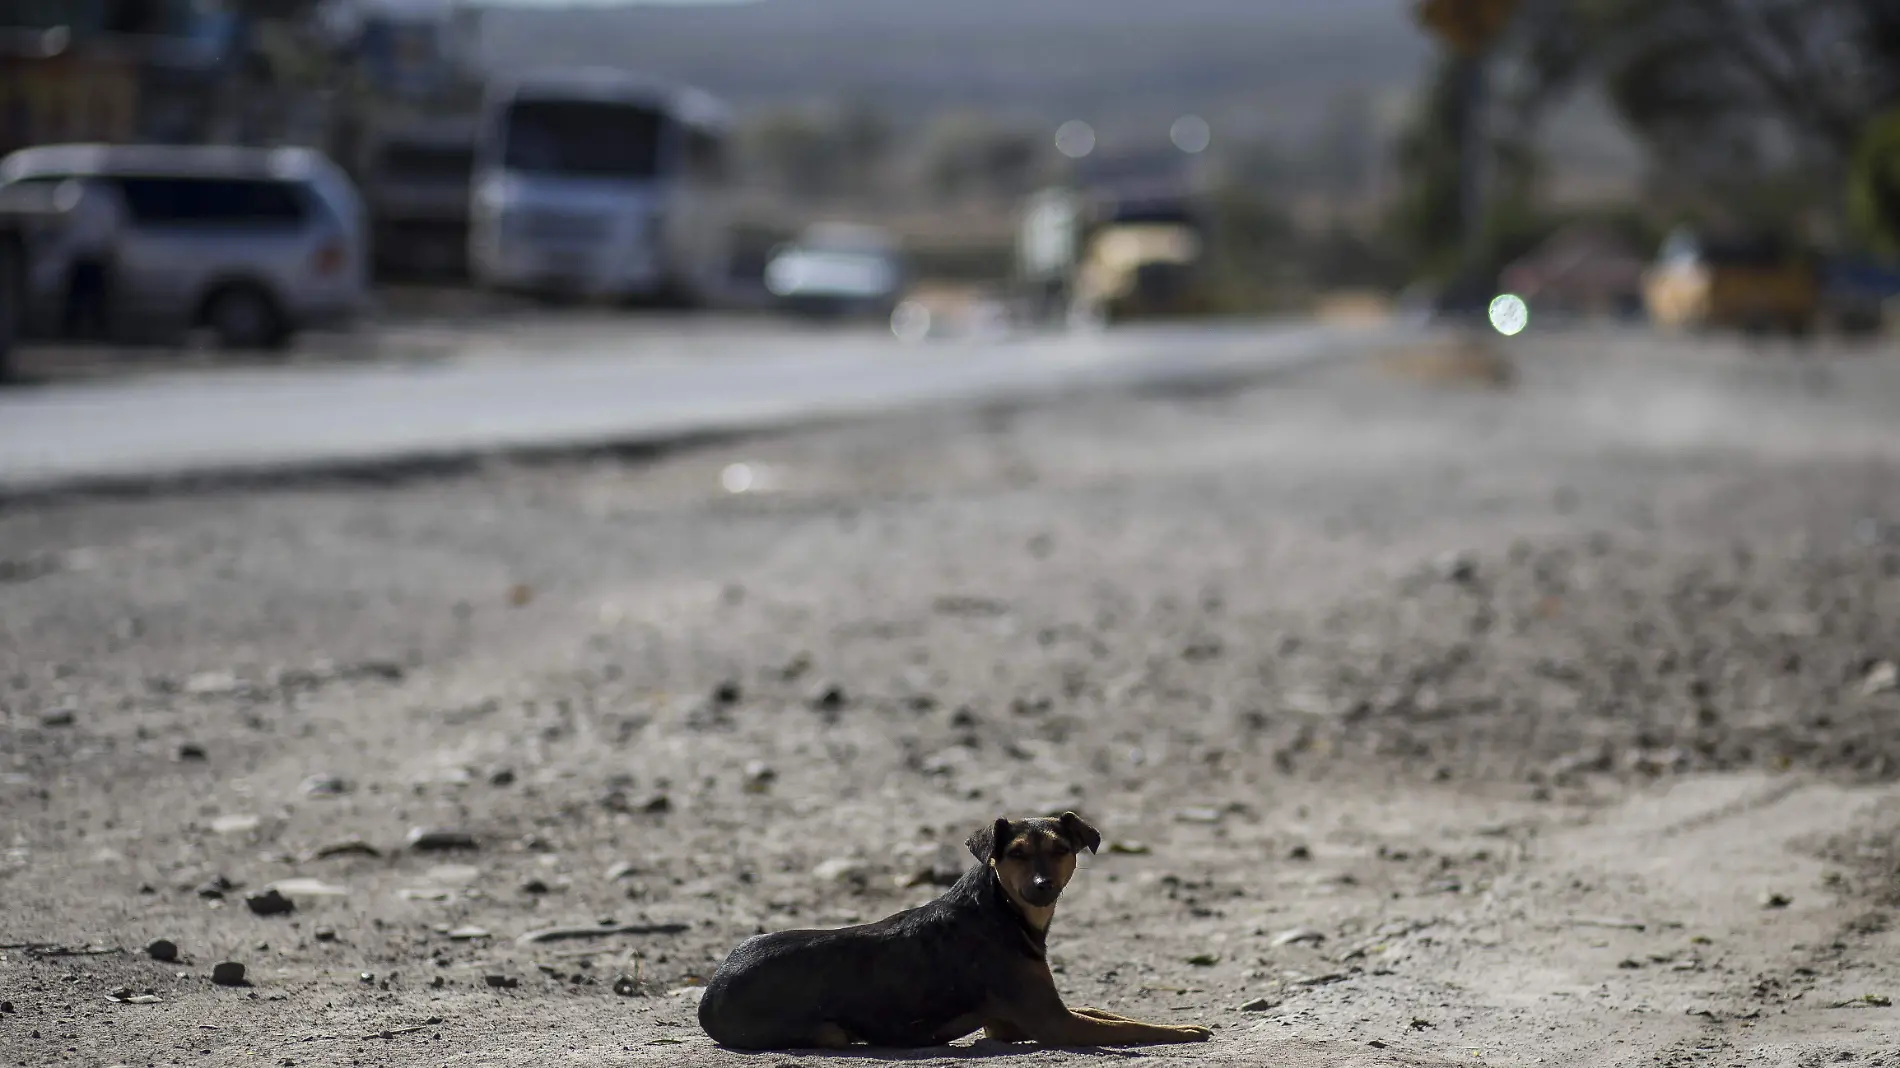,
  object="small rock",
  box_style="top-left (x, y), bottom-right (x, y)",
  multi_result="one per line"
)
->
top-left (109, 986), bottom-right (132, 1000)
top-left (1239, 997), bottom-right (1276, 1012)
top-left (267, 877), bottom-right (348, 899)
top-left (299, 773), bottom-right (350, 797)
top-left (210, 961), bottom-right (247, 987)
top-left (1435, 550), bottom-right (1477, 583)
top-left (742, 761), bottom-right (776, 793)
top-left (1106, 841), bottom-right (1151, 855)
top-left (313, 927), bottom-right (338, 942)
top-left (146, 939), bottom-right (178, 962)
top-left (209, 814), bottom-right (261, 835)
top-left (484, 974), bottom-right (519, 989)
top-left (0, 1001), bottom-right (11, 1013)
top-left (122, 994), bottom-right (163, 1004)
top-left (1863, 661), bottom-right (1899, 698)
top-left (808, 683), bottom-right (847, 711)
top-left (359, 972), bottom-right (376, 984)
top-left (195, 875), bottom-right (237, 899)
top-left (606, 860), bottom-right (640, 881)
top-left (246, 889), bottom-right (295, 916)
top-left (521, 879), bottom-right (550, 895)
top-left (39, 709), bottom-right (75, 728)
top-left (446, 926), bottom-right (491, 941)
top-left (488, 767), bottom-right (517, 787)
top-left (1271, 927), bottom-right (1326, 947)
top-left (406, 828), bottom-right (479, 852)
top-left (424, 864), bottom-right (482, 885)
top-left (813, 857), bottom-right (868, 884)
top-left (175, 743), bottom-right (207, 761)
top-left (613, 975), bottom-right (640, 997)
top-left (306, 838), bottom-right (381, 860)
top-left (183, 671), bottom-right (241, 696)
top-left (1187, 953), bottom-right (1220, 967)
top-left (712, 679), bottom-right (743, 705)
top-left (1286, 844), bottom-right (1312, 861)
top-left (640, 793), bottom-right (672, 814)
top-left (1762, 891), bottom-right (1793, 909)
top-left (1175, 807), bottom-right (1223, 825)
